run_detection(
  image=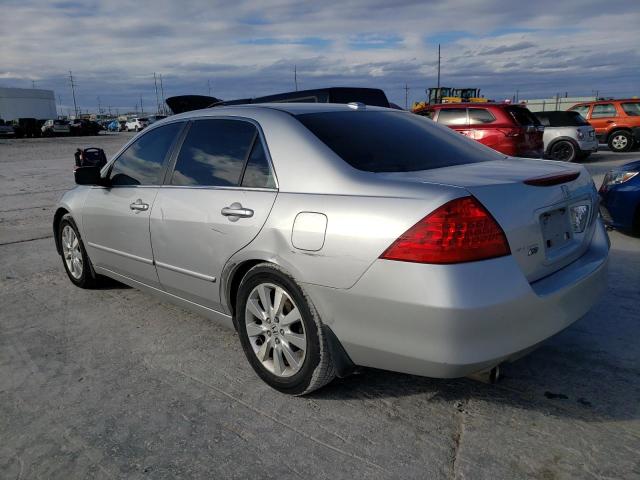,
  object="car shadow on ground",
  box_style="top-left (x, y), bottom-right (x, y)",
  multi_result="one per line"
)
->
top-left (309, 242), bottom-right (640, 425)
